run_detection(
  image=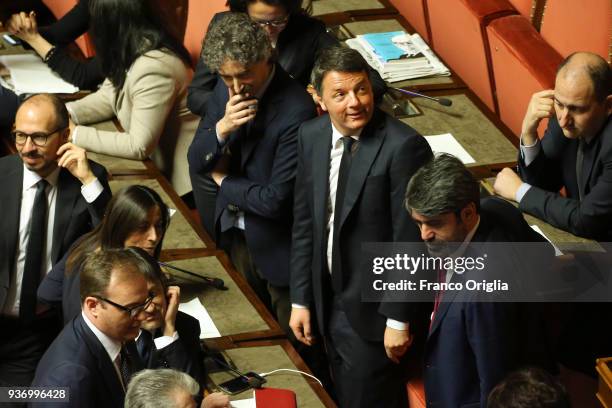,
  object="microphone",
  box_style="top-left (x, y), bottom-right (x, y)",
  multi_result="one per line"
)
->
top-left (210, 355), bottom-right (266, 388)
top-left (158, 261), bottom-right (228, 290)
top-left (391, 87), bottom-right (453, 107)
